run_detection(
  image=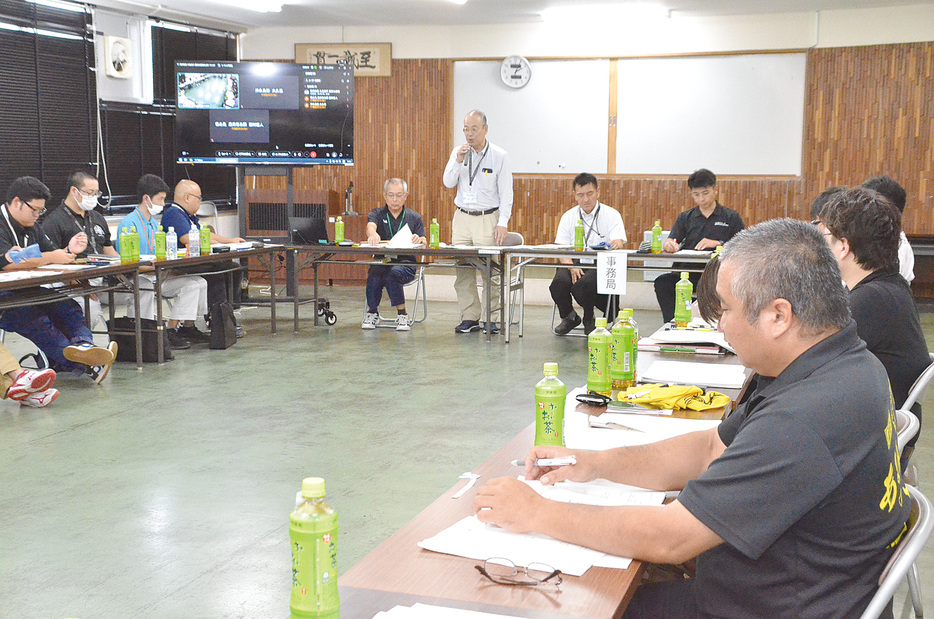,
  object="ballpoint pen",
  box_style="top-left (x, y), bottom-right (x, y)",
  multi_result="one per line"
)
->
top-left (511, 456), bottom-right (577, 467)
